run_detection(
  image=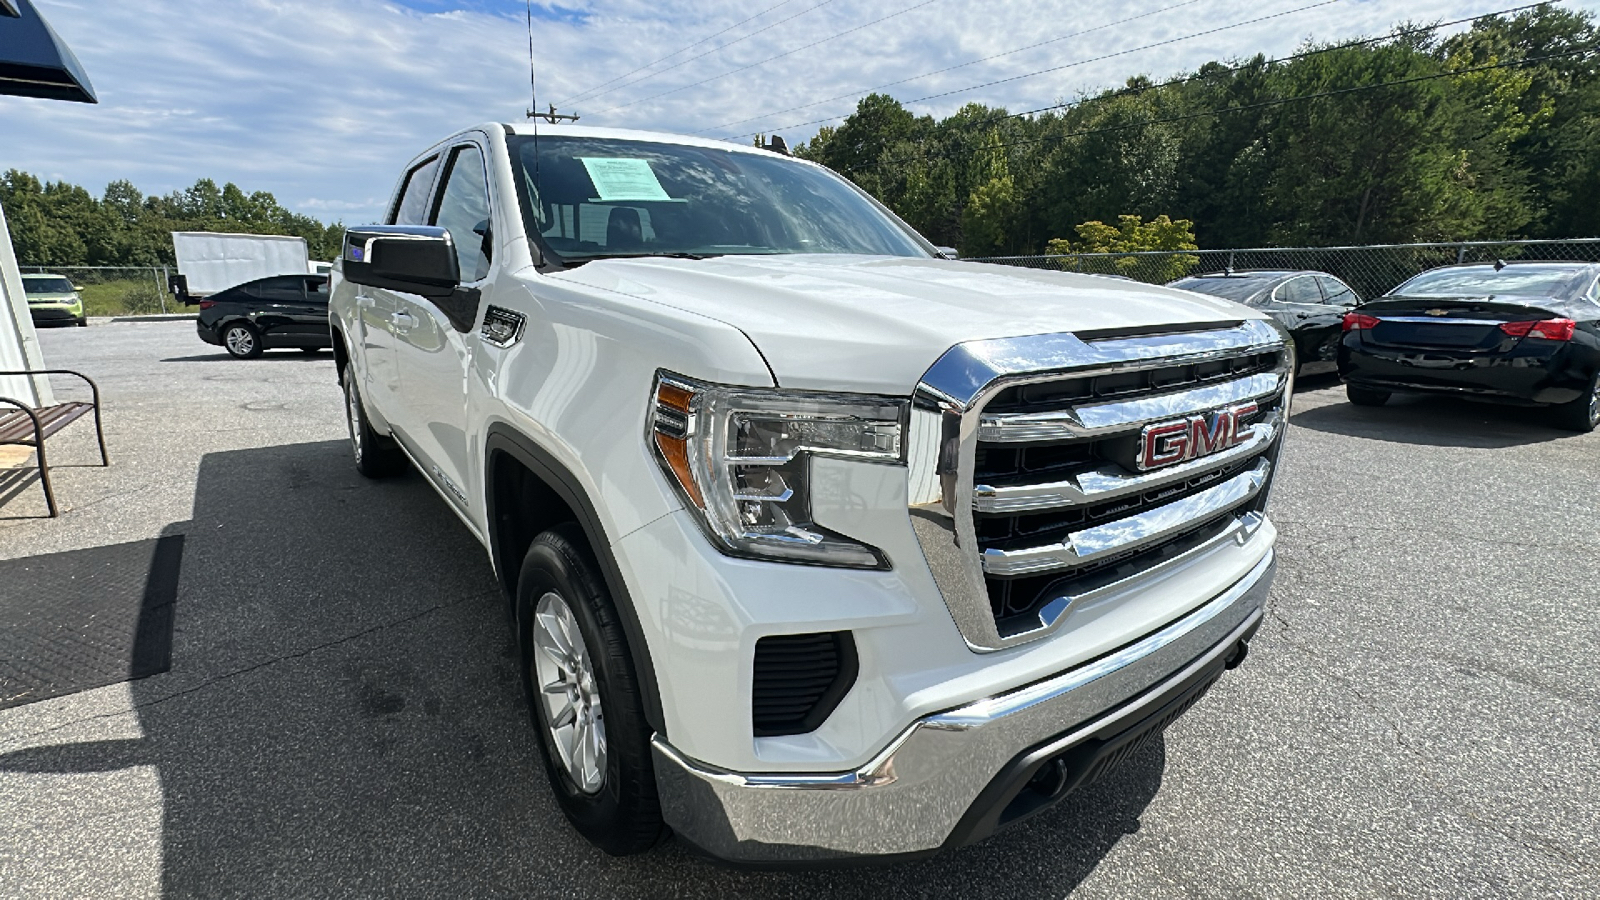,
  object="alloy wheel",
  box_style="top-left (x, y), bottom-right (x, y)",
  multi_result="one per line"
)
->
top-left (531, 591), bottom-right (607, 794)
top-left (225, 327), bottom-right (255, 356)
